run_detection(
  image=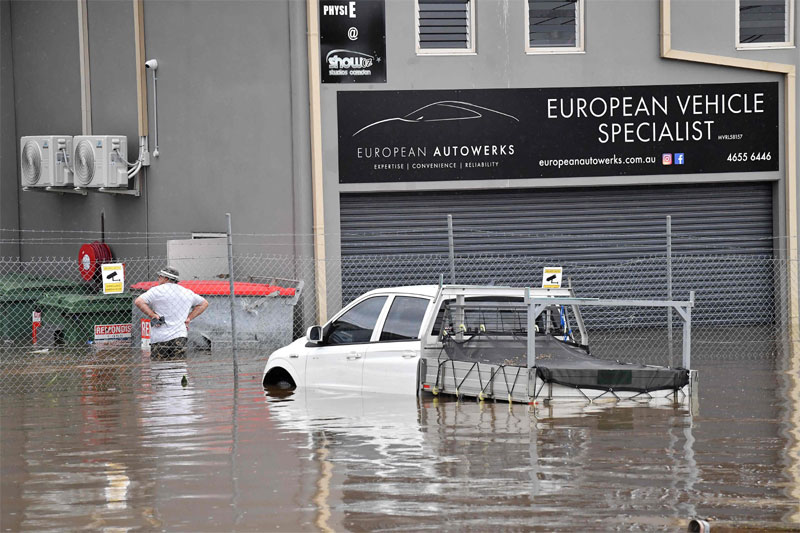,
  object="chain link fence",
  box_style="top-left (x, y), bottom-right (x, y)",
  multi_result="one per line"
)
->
top-left (0, 236), bottom-right (797, 392)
